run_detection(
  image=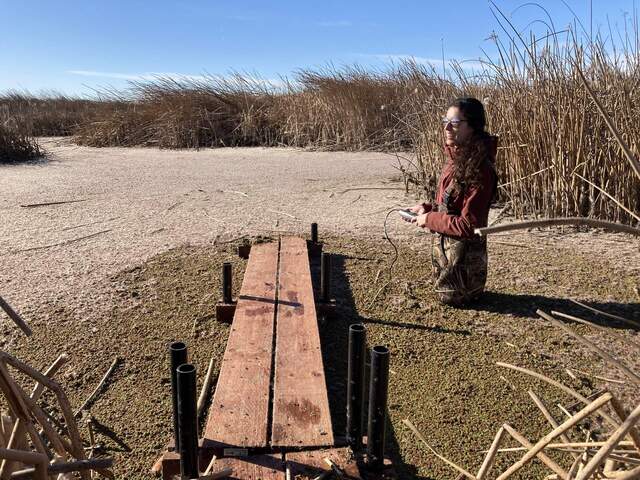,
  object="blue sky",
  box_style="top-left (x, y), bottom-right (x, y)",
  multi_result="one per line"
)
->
top-left (0, 0), bottom-right (637, 96)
